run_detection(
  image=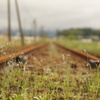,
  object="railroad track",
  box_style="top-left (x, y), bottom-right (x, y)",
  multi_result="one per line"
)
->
top-left (0, 42), bottom-right (99, 72)
top-left (0, 42), bottom-right (100, 99)
top-left (0, 43), bottom-right (49, 69)
top-left (23, 42), bottom-right (100, 75)
top-left (54, 43), bottom-right (100, 69)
